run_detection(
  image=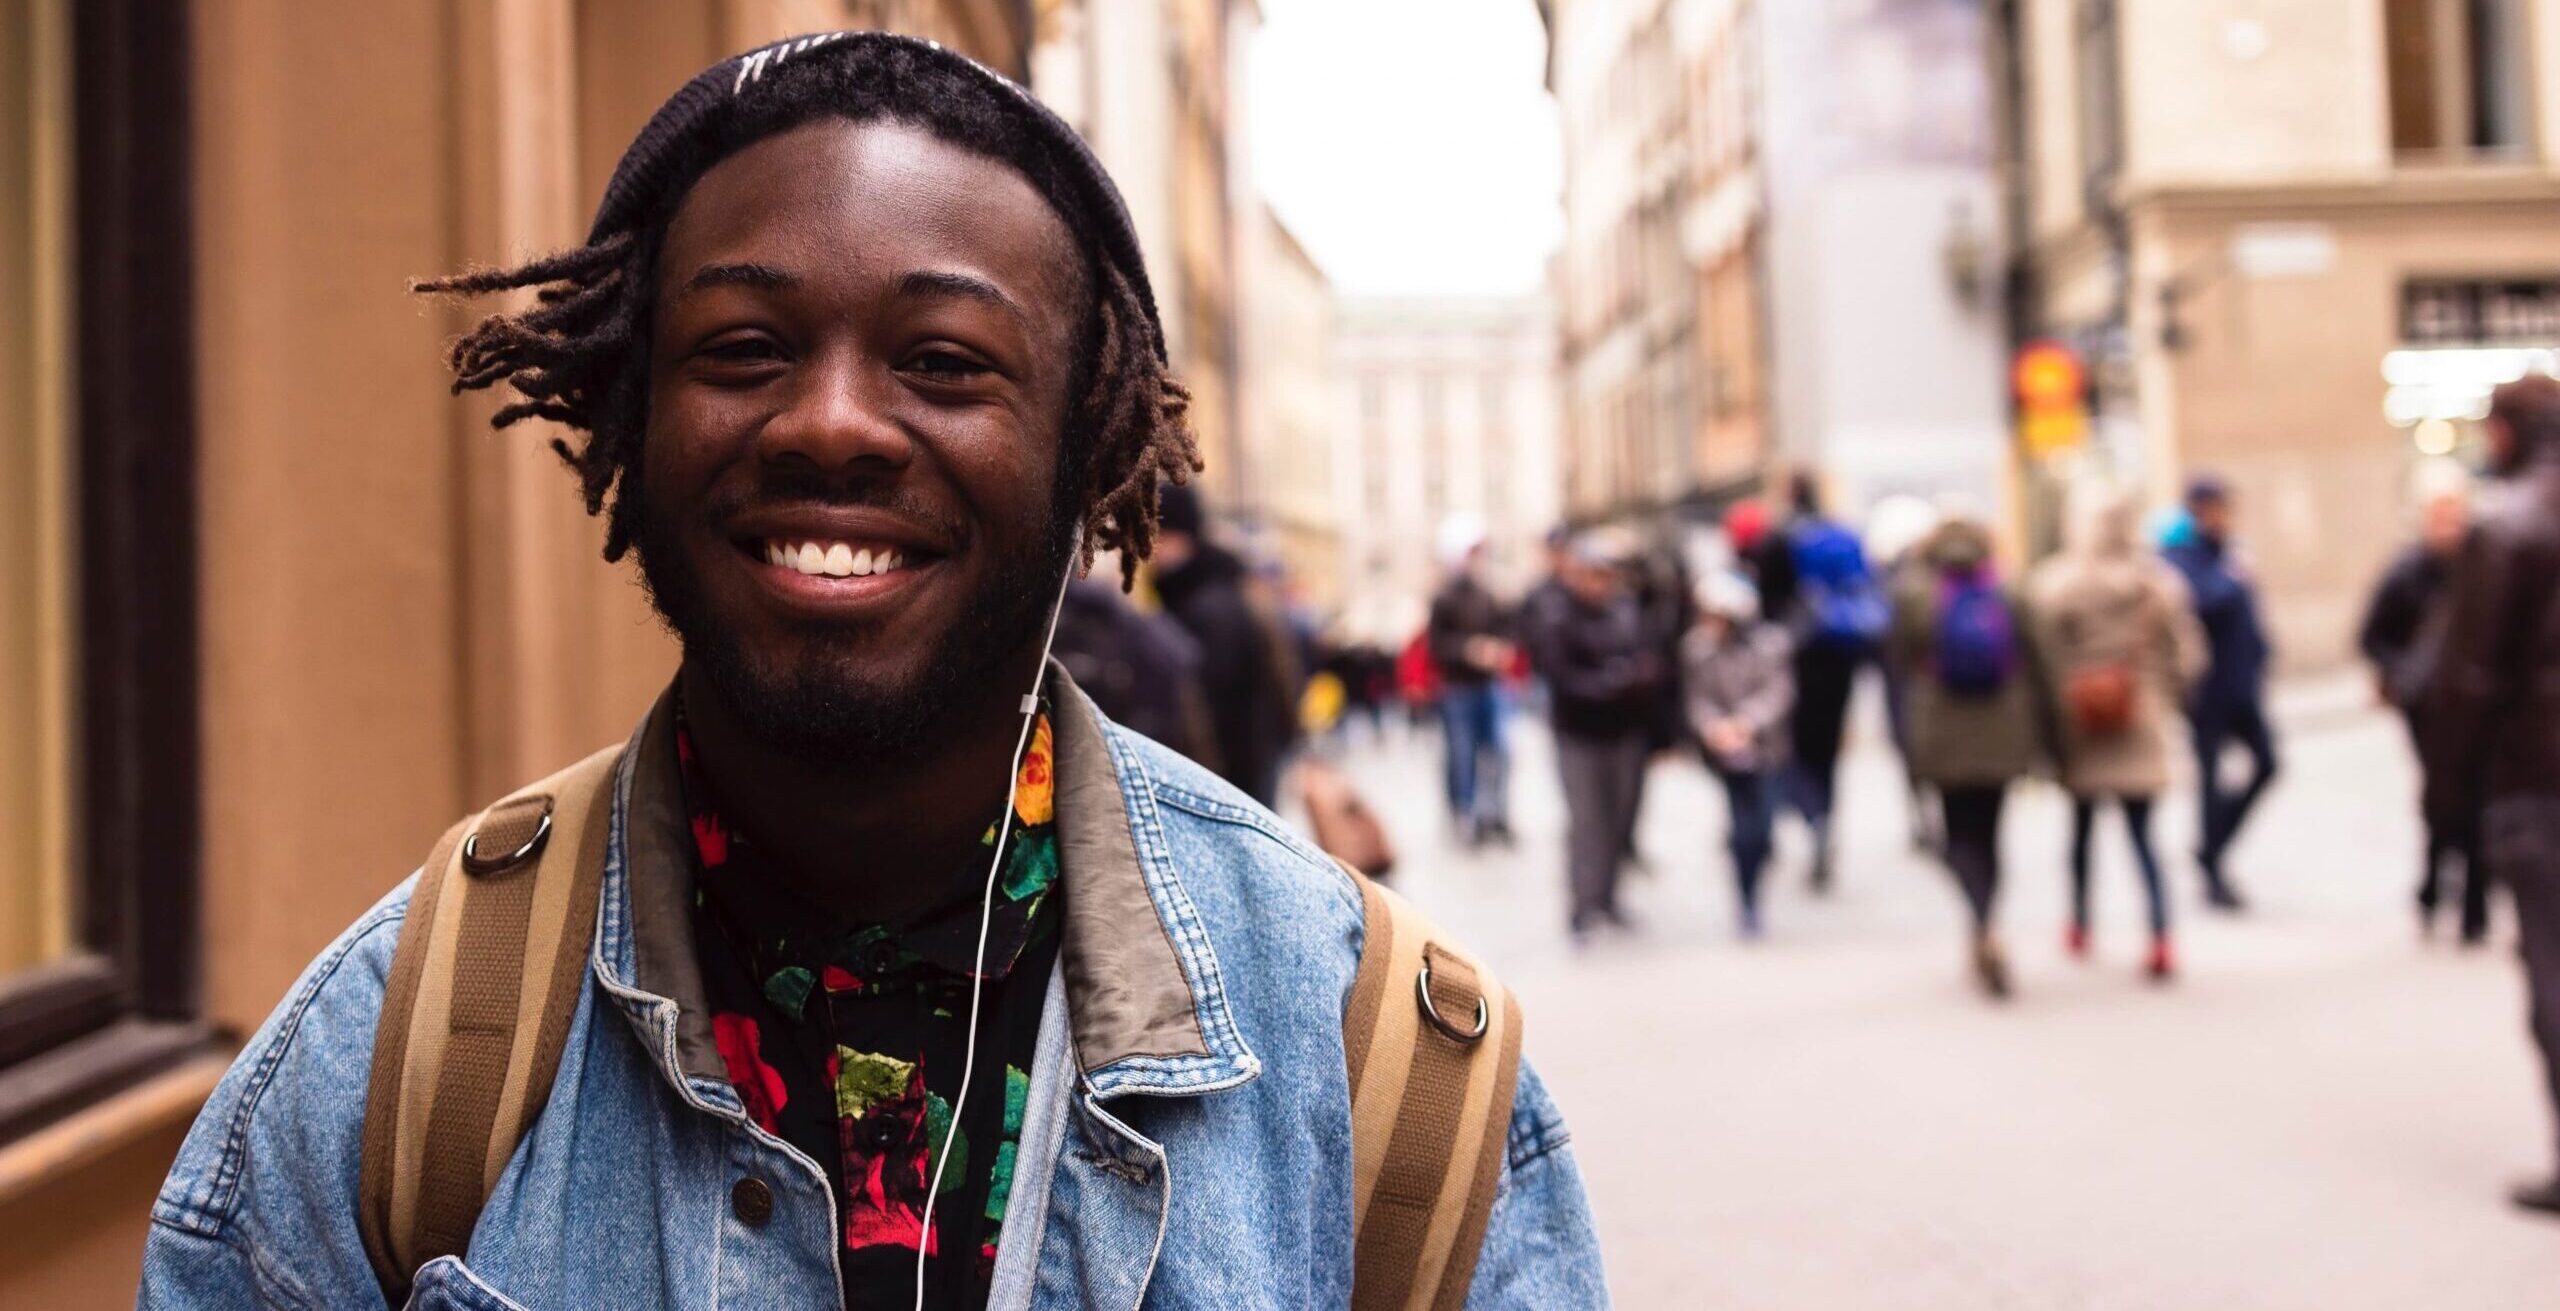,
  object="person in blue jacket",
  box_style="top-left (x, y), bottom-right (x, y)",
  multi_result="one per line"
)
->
top-left (2160, 476), bottom-right (2275, 910)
